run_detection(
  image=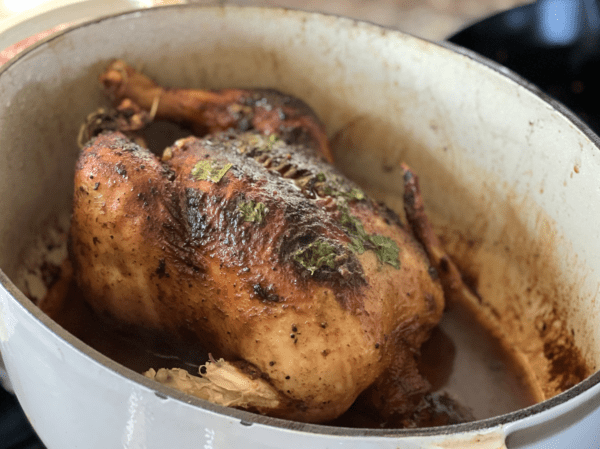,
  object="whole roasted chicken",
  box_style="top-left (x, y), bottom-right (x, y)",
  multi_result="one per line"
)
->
top-left (69, 61), bottom-right (461, 423)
